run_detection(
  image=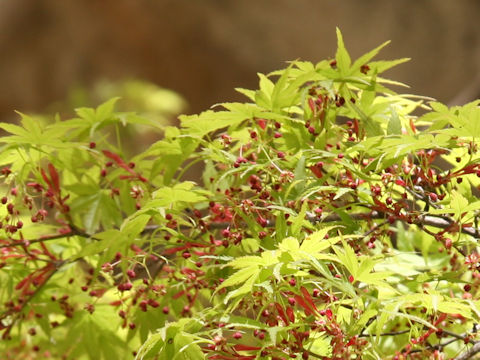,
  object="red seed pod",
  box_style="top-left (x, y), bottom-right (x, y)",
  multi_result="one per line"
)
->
top-left (118, 282), bottom-right (132, 292)
top-left (139, 300), bottom-right (148, 312)
top-left (148, 299), bottom-right (159, 308)
top-left (6, 203), bottom-right (14, 214)
top-left (445, 238), bottom-right (453, 249)
top-left (221, 228), bottom-right (230, 238)
top-left (257, 118), bottom-right (267, 130)
top-left (360, 64), bottom-right (370, 74)
top-left (257, 216), bottom-right (268, 227)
